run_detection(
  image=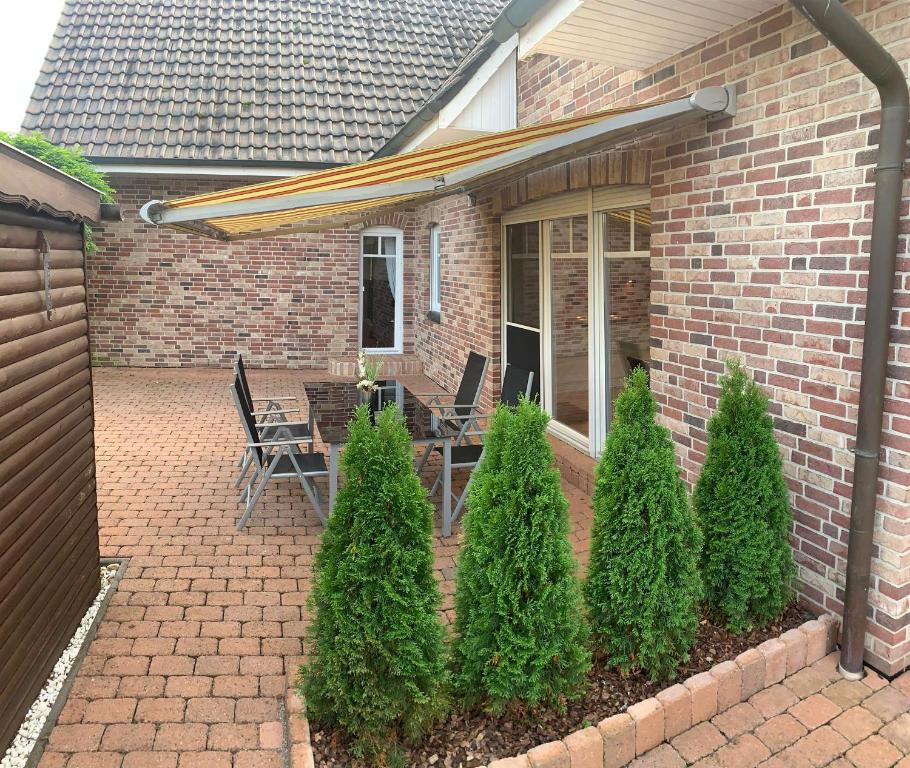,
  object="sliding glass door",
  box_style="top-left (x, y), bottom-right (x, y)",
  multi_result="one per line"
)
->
top-left (502, 190), bottom-right (651, 456)
top-left (503, 222), bottom-right (541, 401)
top-left (545, 214), bottom-right (590, 442)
